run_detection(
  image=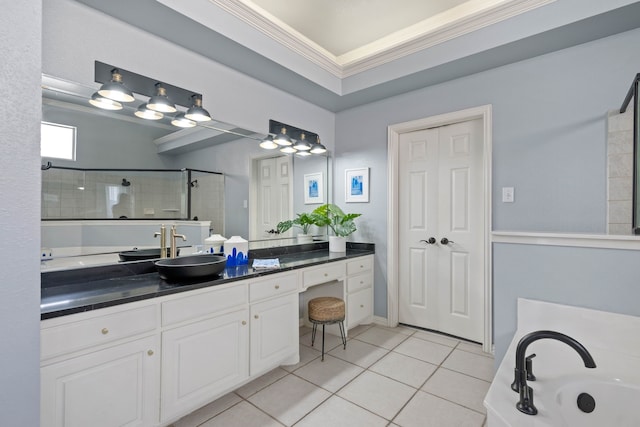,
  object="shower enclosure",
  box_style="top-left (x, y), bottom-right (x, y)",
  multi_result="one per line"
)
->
top-left (41, 166), bottom-right (224, 234)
